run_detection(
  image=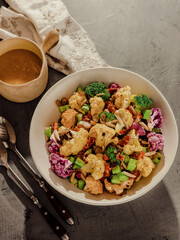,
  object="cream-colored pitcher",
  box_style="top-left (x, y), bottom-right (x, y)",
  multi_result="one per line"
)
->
top-left (0, 30), bottom-right (59, 102)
